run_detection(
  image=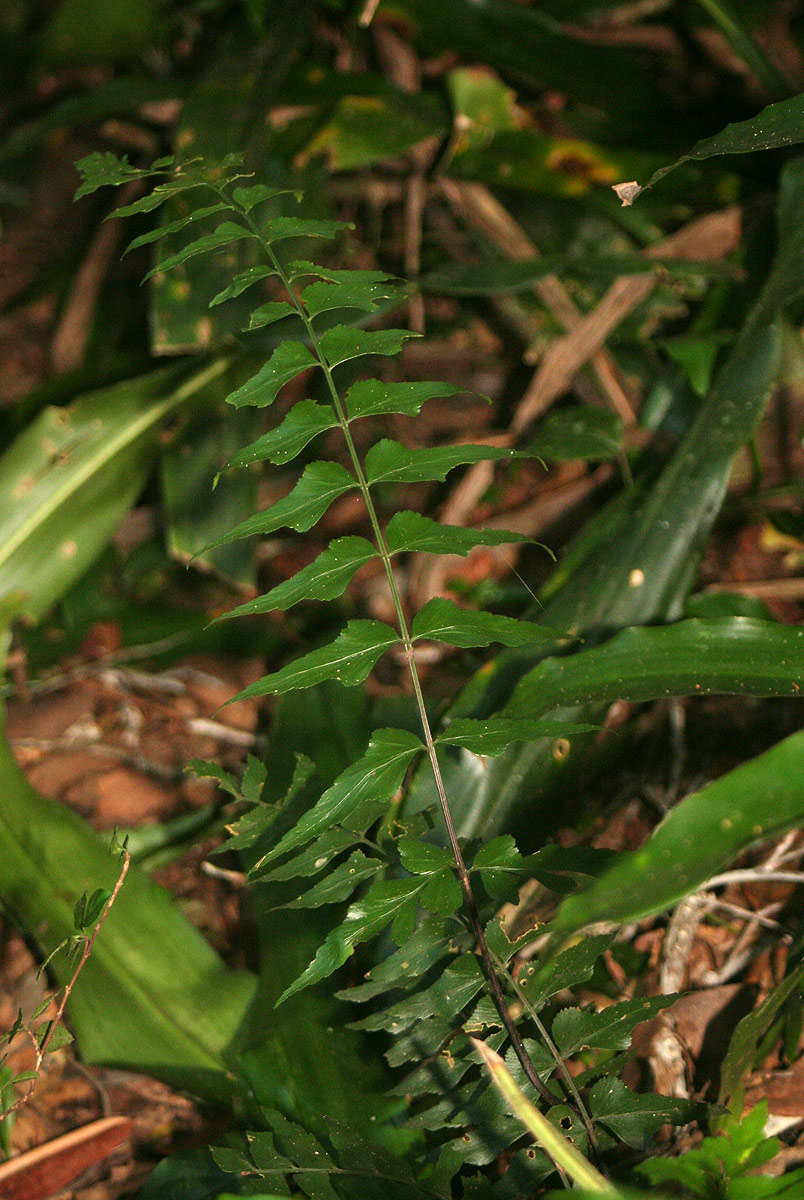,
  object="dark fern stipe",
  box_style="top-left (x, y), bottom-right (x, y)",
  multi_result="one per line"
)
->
top-left (76, 151), bottom-right (696, 1196)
